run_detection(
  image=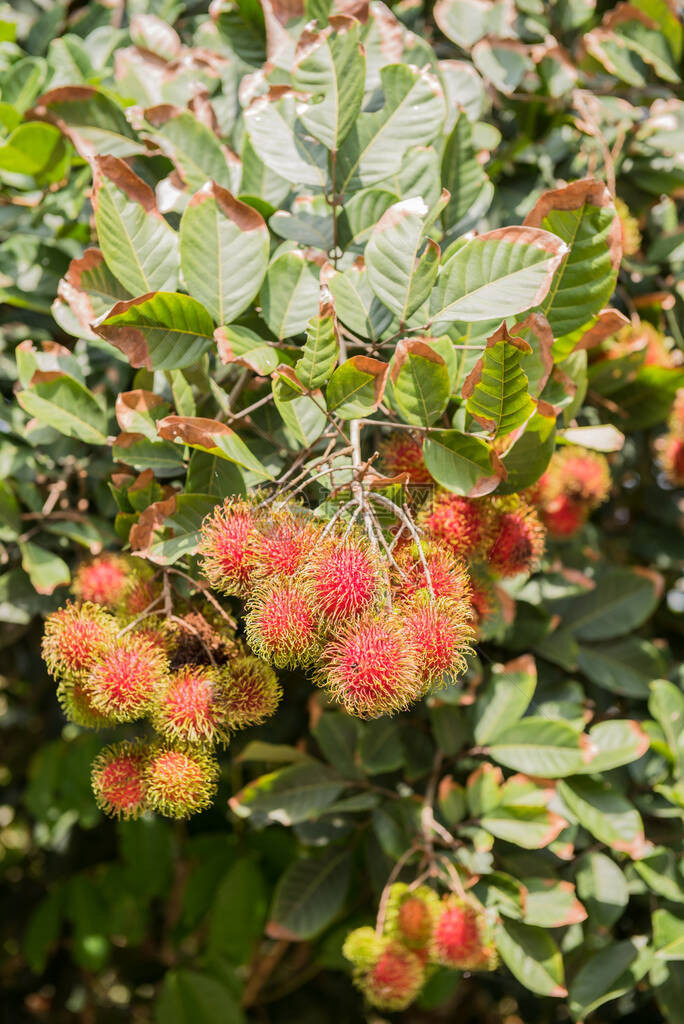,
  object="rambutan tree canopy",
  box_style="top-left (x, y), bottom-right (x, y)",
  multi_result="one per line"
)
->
top-left (1, 0), bottom-right (683, 1021)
